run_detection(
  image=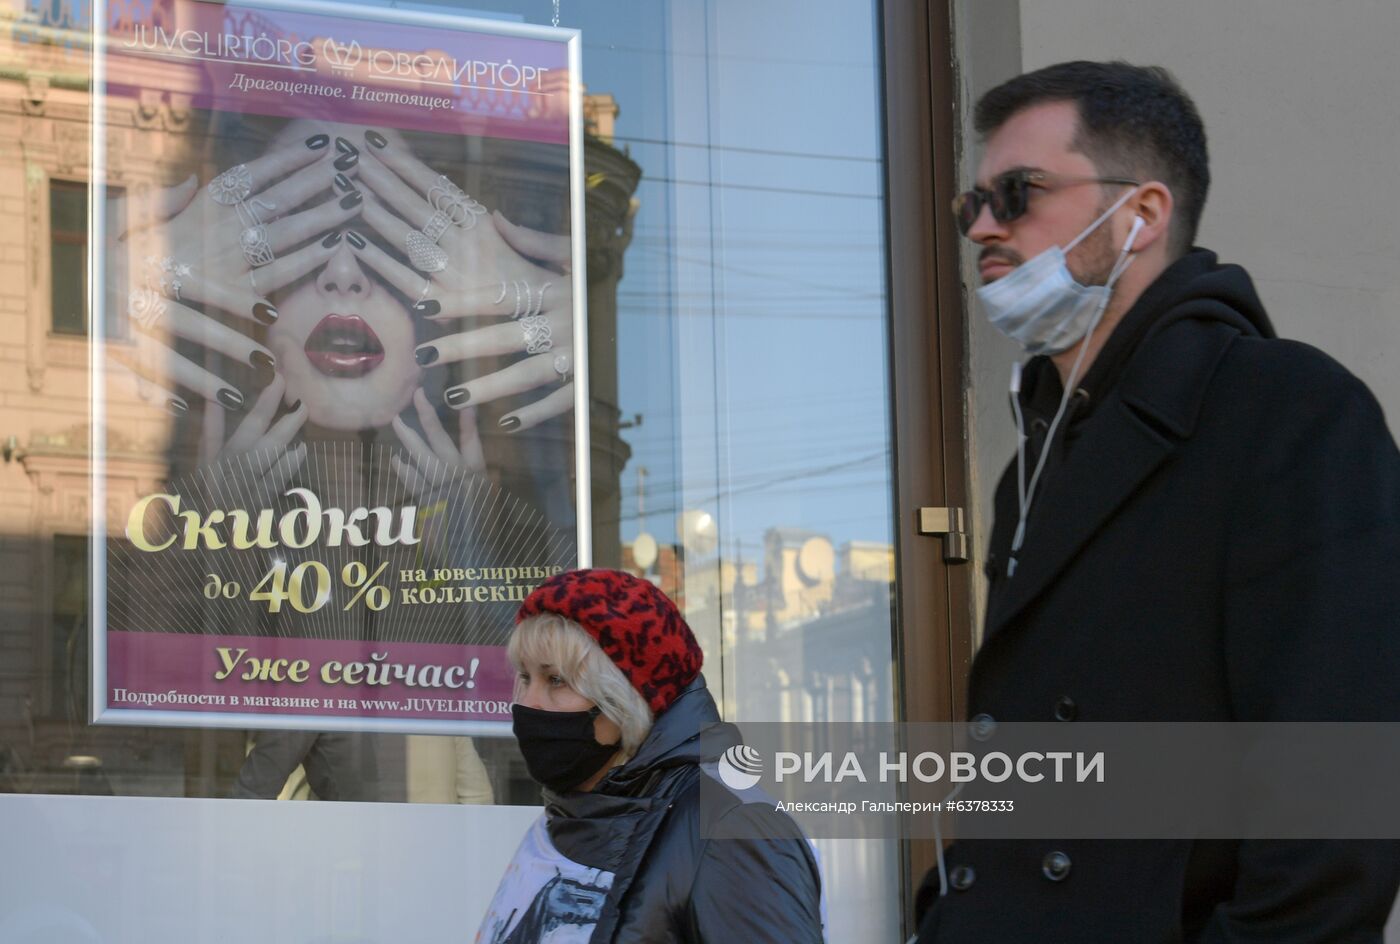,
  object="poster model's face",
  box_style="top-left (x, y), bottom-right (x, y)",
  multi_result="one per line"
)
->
top-left (266, 120), bottom-right (423, 430)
